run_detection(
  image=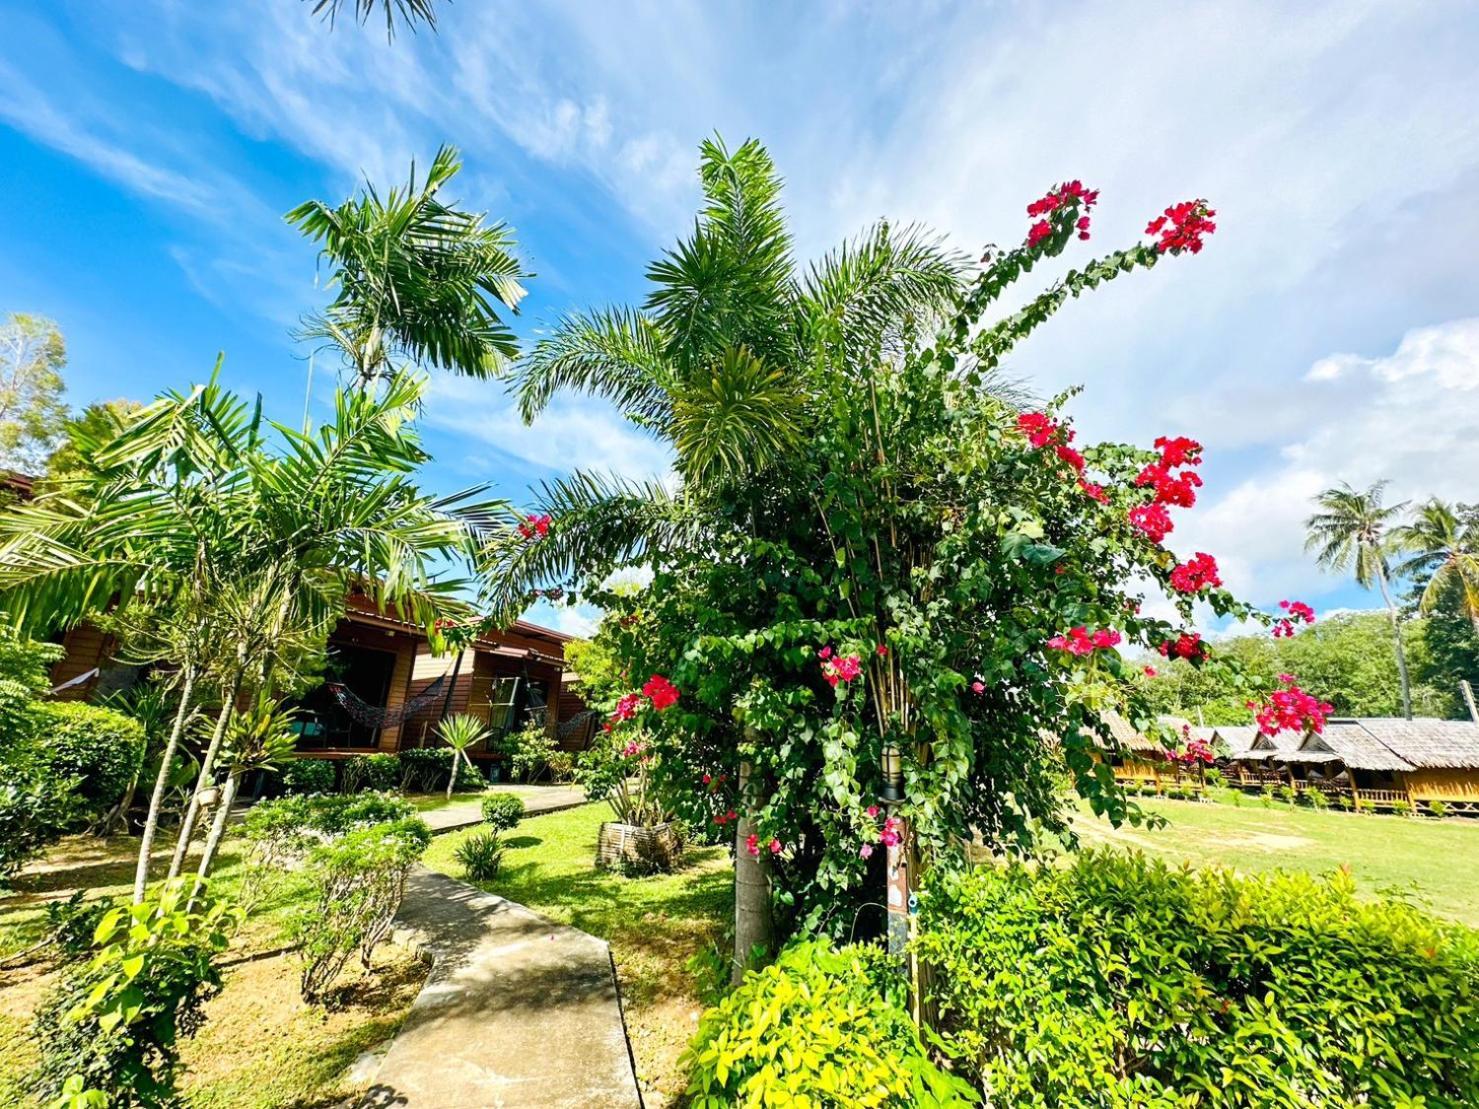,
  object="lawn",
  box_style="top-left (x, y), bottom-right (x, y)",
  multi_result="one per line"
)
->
top-left (0, 836), bottom-right (427, 1109)
top-left (1074, 794), bottom-right (1479, 927)
top-left (423, 802), bottom-right (733, 1107)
